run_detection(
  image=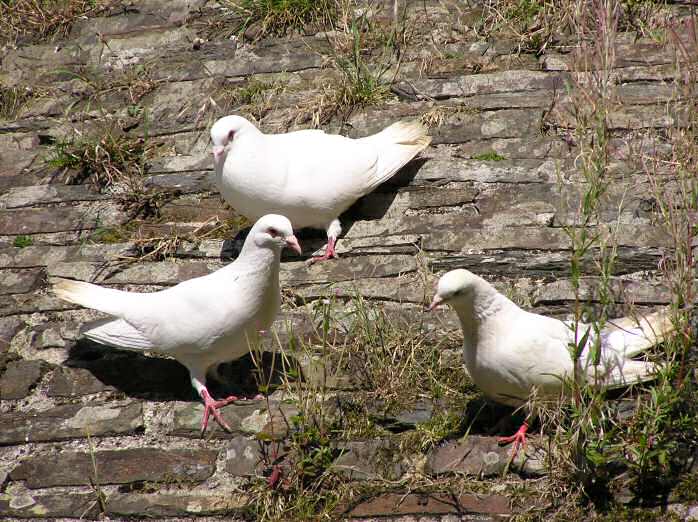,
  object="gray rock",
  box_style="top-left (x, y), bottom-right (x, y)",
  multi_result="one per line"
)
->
top-left (0, 402), bottom-right (143, 445)
top-left (0, 359), bottom-right (49, 400)
top-left (332, 439), bottom-right (404, 481)
top-left (427, 436), bottom-right (545, 477)
top-left (10, 447), bottom-right (218, 488)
